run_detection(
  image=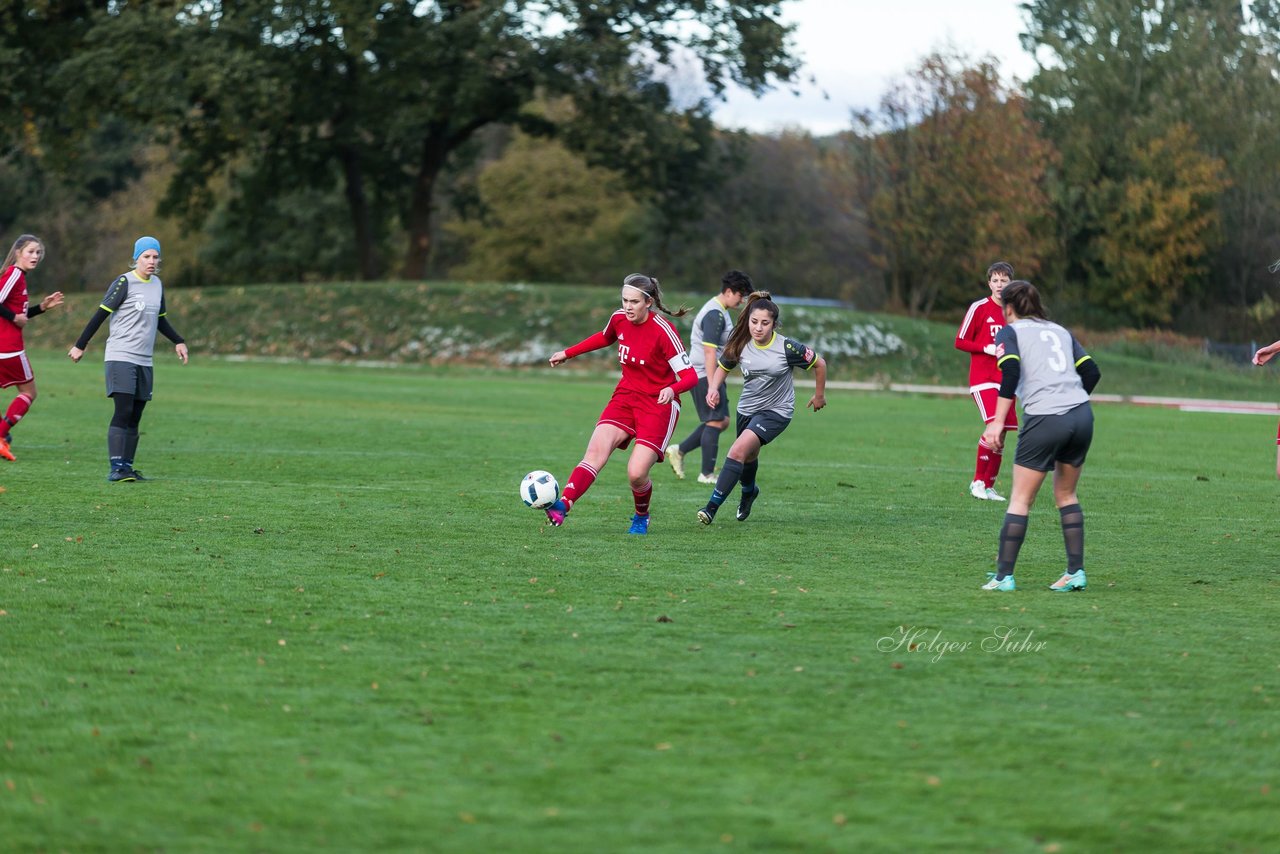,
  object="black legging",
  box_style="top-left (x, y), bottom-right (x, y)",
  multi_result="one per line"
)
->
top-left (108, 393), bottom-right (147, 469)
top-left (111, 393), bottom-right (147, 430)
